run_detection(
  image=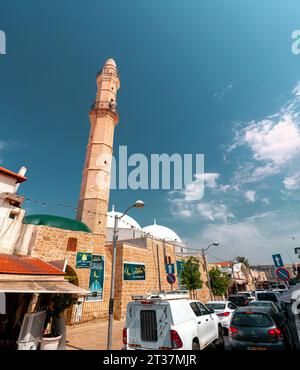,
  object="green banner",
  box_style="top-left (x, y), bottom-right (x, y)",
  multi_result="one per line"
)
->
top-left (176, 260), bottom-right (186, 289)
top-left (76, 252), bottom-right (92, 268)
top-left (124, 263), bottom-right (145, 281)
top-left (88, 255), bottom-right (105, 301)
